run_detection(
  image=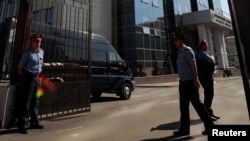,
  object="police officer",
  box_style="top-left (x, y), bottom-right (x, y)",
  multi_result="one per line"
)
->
top-left (196, 38), bottom-right (220, 121)
top-left (17, 33), bottom-right (44, 134)
top-left (172, 32), bottom-right (214, 136)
